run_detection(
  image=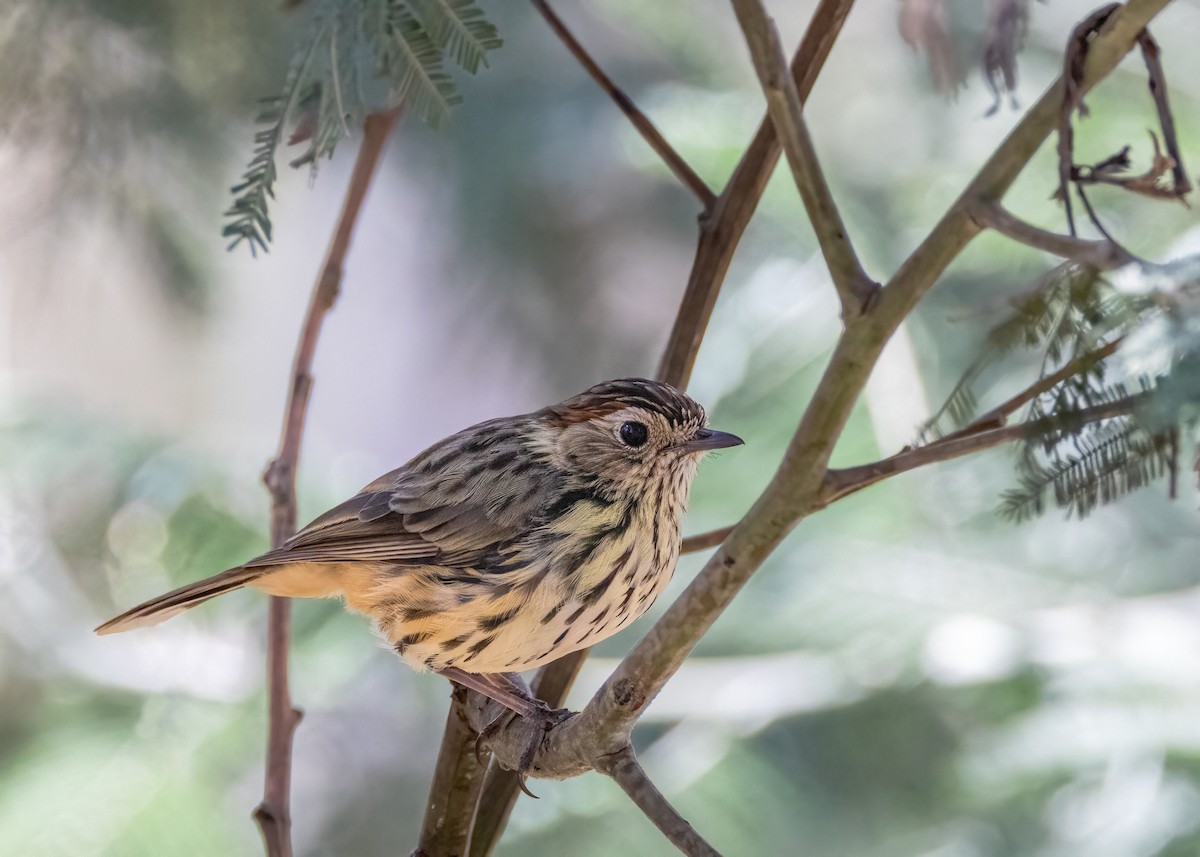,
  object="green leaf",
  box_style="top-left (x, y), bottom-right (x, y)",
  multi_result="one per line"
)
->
top-left (223, 0), bottom-right (502, 252)
top-left (381, 0), bottom-right (462, 128)
top-left (409, 0), bottom-right (503, 74)
top-left (222, 33), bottom-right (323, 255)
